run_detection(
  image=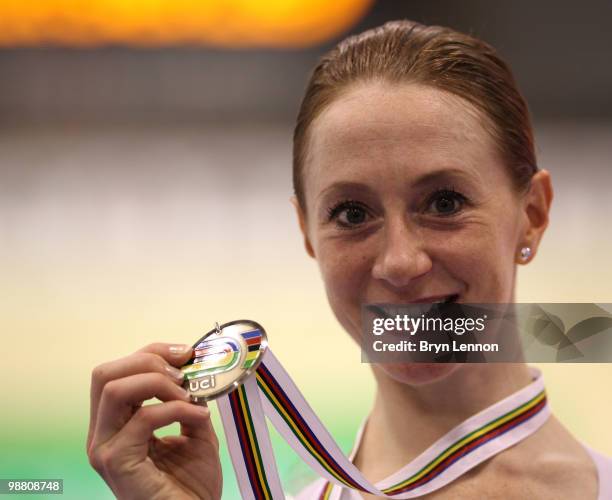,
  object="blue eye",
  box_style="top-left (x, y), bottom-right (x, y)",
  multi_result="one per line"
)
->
top-left (327, 201), bottom-right (370, 228)
top-left (426, 189), bottom-right (467, 216)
